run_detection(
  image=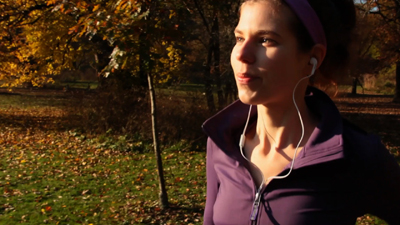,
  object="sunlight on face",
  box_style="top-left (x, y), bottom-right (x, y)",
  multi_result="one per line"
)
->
top-left (231, 1), bottom-right (310, 107)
